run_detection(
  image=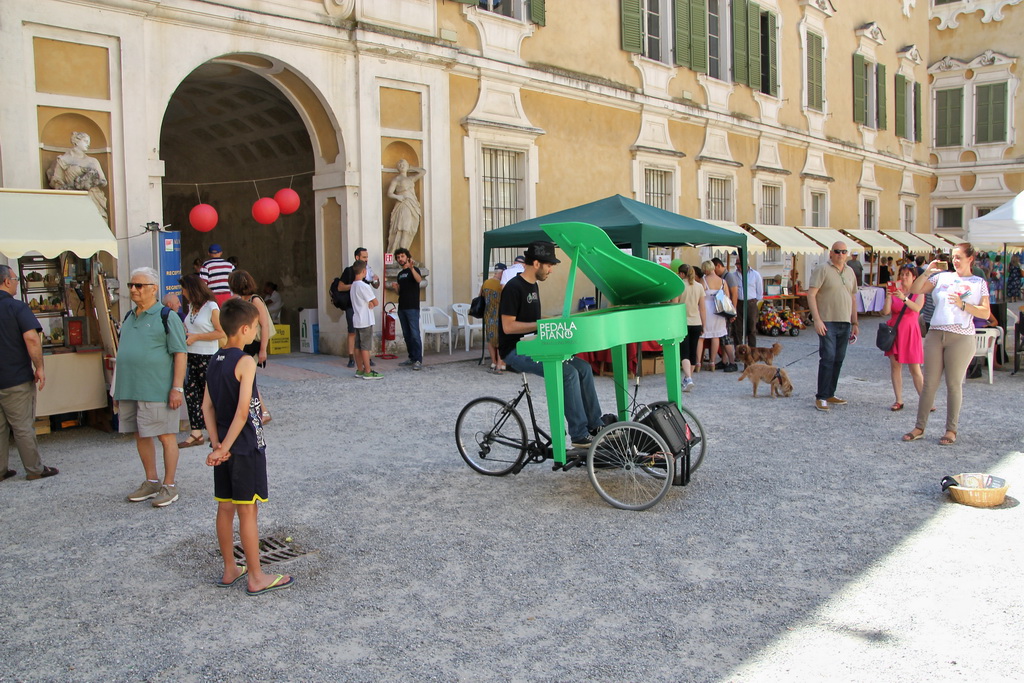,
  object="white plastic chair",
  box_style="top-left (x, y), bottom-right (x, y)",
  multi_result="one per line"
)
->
top-left (972, 328), bottom-right (1002, 384)
top-left (420, 305), bottom-right (452, 354)
top-left (451, 303), bottom-right (482, 351)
